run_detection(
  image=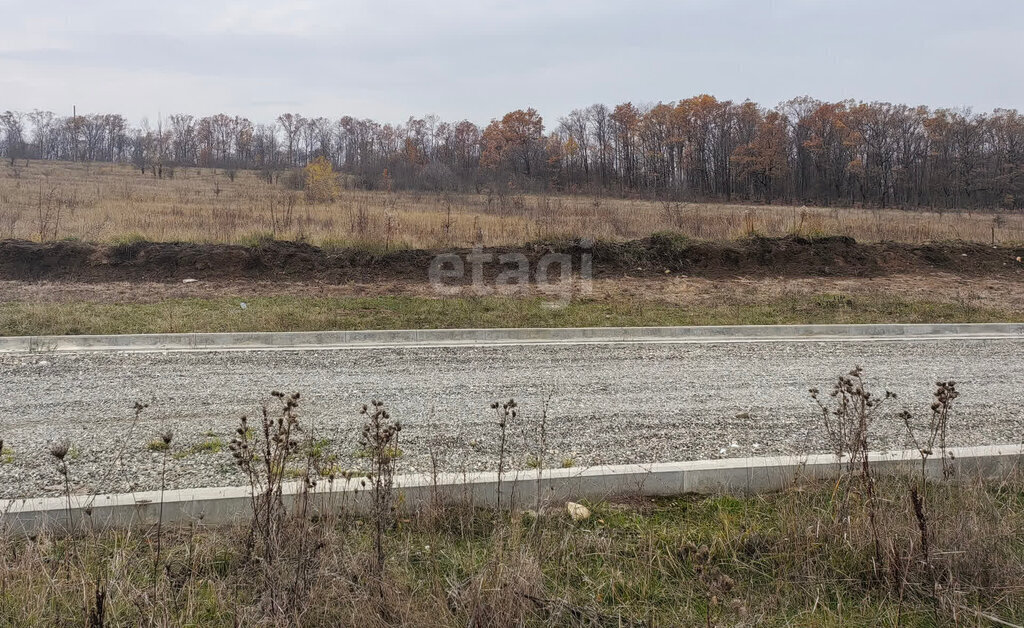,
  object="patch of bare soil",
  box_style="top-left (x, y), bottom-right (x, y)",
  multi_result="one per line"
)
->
top-left (3, 274), bottom-right (1023, 313)
top-left (591, 274), bottom-right (1024, 312)
top-left (0, 235), bottom-right (1022, 284)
